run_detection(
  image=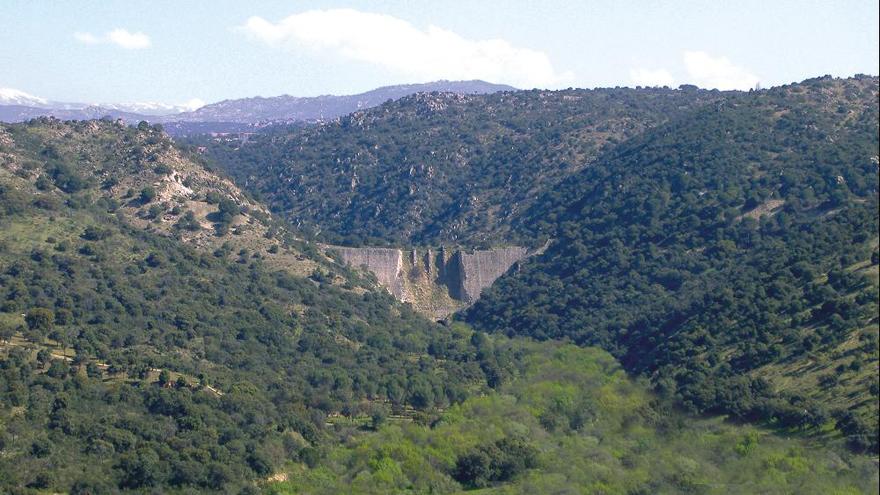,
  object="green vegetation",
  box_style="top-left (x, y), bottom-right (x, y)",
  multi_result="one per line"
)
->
top-left (0, 120), bottom-right (504, 492)
top-left (199, 76), bottom-right (878, 452)
top-left (466, 76), bottom-right (880, 450)
top-left (266, 341), bottom-right (878, 494)
top-left (195, 86), bottom-right (720, 246)
top-left (0, 76), bottom-right (877, 492)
